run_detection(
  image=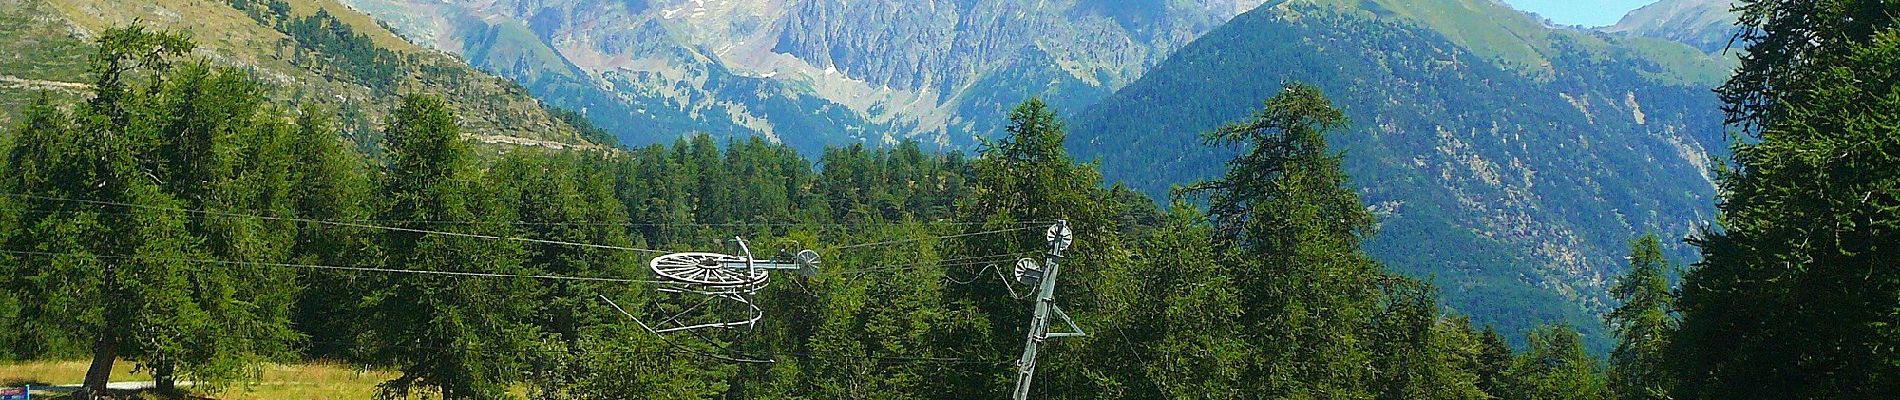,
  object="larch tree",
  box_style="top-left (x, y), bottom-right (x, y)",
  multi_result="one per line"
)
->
top-left (1, 26), bottom-right (299, 398)
top-left (1500, 325), bottom-right (1609, 400)
top-left (285, 103), bottom-right (378, 360)
top-left (1185, 83), bottom-right (1383, 397)
top-left (362, 95), bottom-right (536, 399)
top-left (1673, 0), bottom-right (1900, 397)
top-left (1606, 234), bottom-right (1675, 400)
top-left (958, 98), bottom-right (1123, 399)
